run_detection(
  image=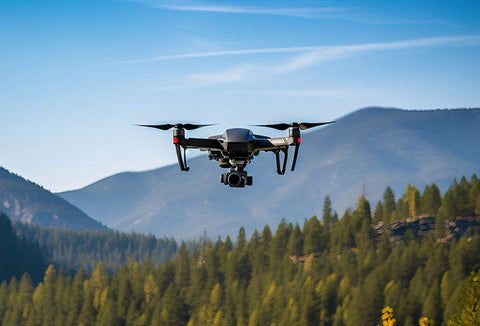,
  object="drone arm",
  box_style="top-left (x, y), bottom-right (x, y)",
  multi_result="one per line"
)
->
top-left (184, 138), bottom-right (223, 150)
top-left (253, 137), bottom-right (294, 152)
